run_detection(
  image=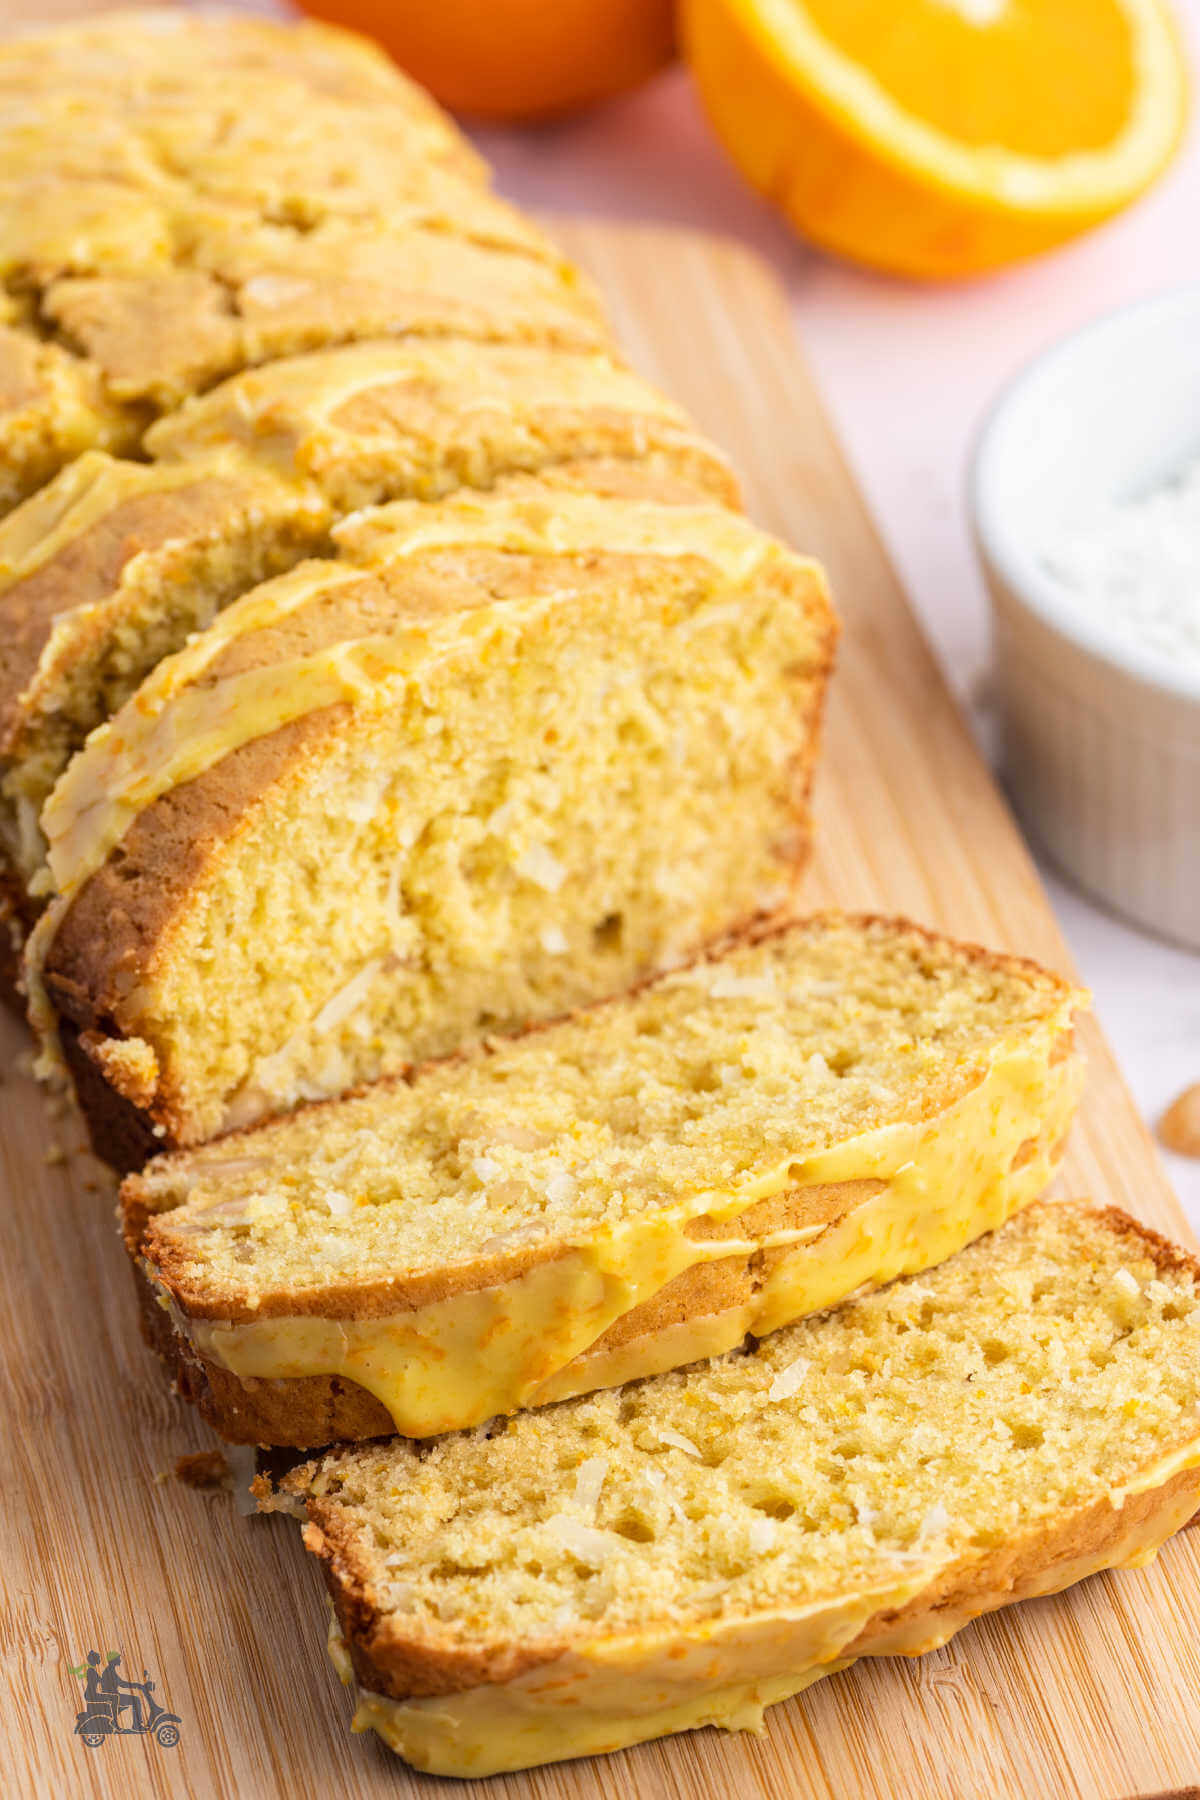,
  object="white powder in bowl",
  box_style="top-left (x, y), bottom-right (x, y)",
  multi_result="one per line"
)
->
top-left (1042, 456), bottom-right (1200, 667)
